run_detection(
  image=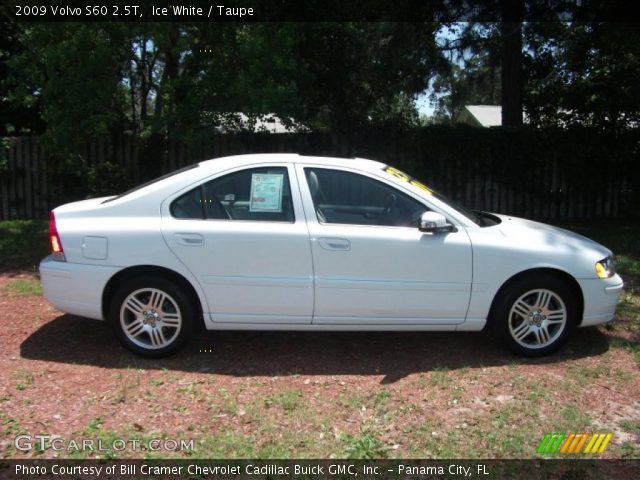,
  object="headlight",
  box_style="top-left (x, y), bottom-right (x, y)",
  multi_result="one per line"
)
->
top-left (595, 255), bottom-right (615, 279)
